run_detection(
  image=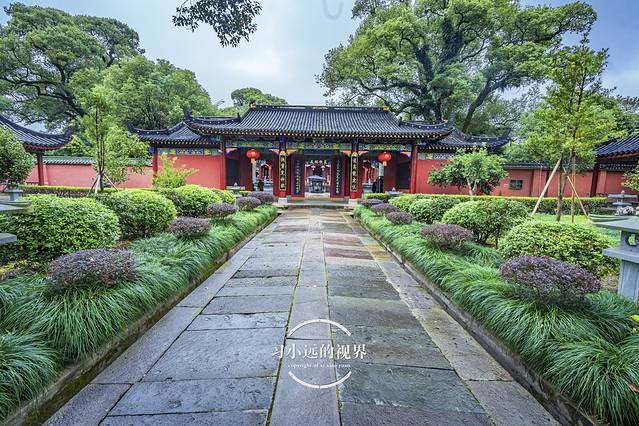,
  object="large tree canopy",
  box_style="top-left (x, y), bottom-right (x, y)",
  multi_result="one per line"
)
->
top-left (319, 0), bottom-right (596, 132)
top-left (173, 0), bottom-right (262, 47)
top-left (0, 3), bottom-right (142, 129)
top-left (226, 87), bottom-right (287, 115)
top-left (74, 56), bottom-right (219, 130)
